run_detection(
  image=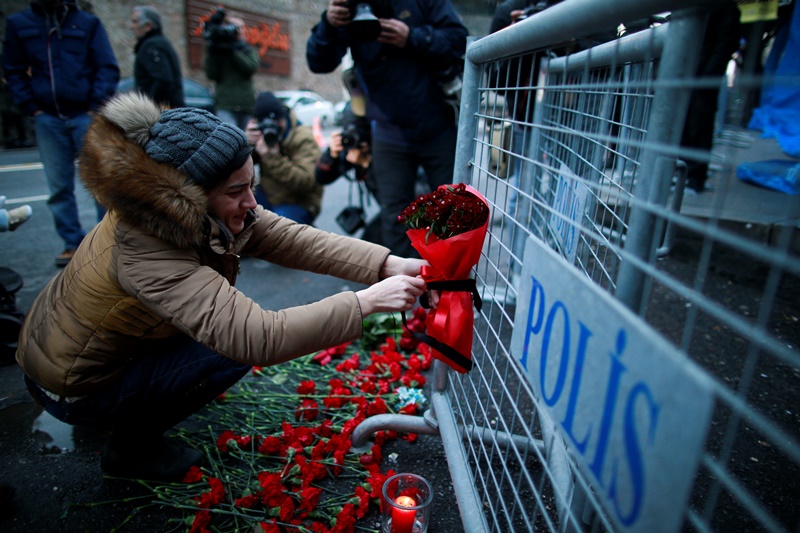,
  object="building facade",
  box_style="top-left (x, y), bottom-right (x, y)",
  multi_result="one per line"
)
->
top-left (2, 0), bottom-right (494, 105)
